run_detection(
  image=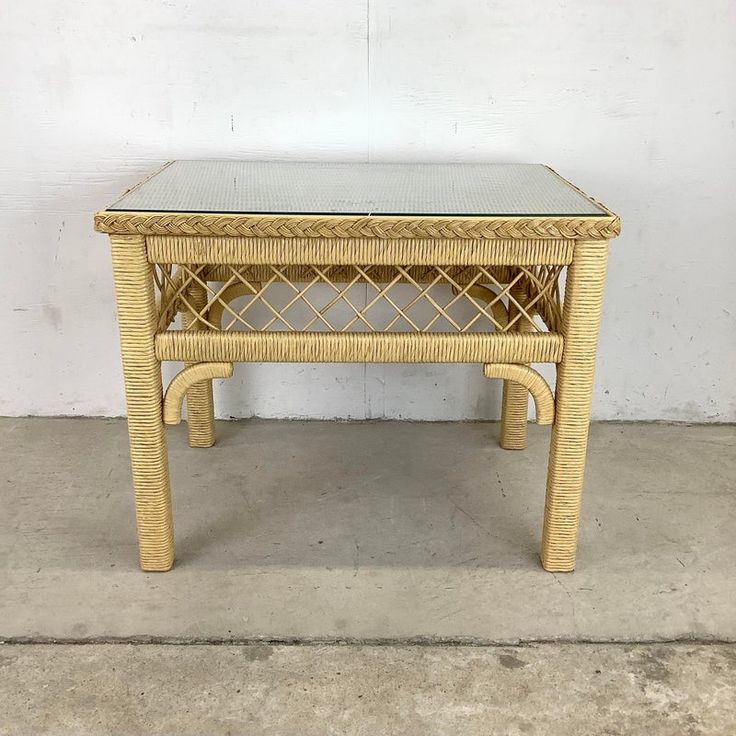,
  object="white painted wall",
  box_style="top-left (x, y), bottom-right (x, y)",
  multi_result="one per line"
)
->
top-left (2, 0), bottom-right (735, 421)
